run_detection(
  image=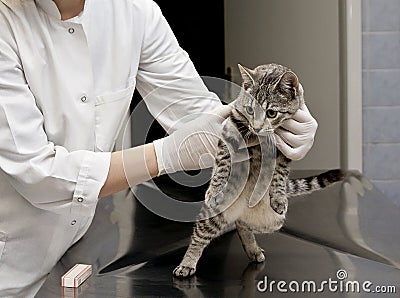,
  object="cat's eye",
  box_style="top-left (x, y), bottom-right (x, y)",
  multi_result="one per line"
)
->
top-left (245, 106), bottom-right (254, 115)
top-left (266, 110), bottom-right (278, 118)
